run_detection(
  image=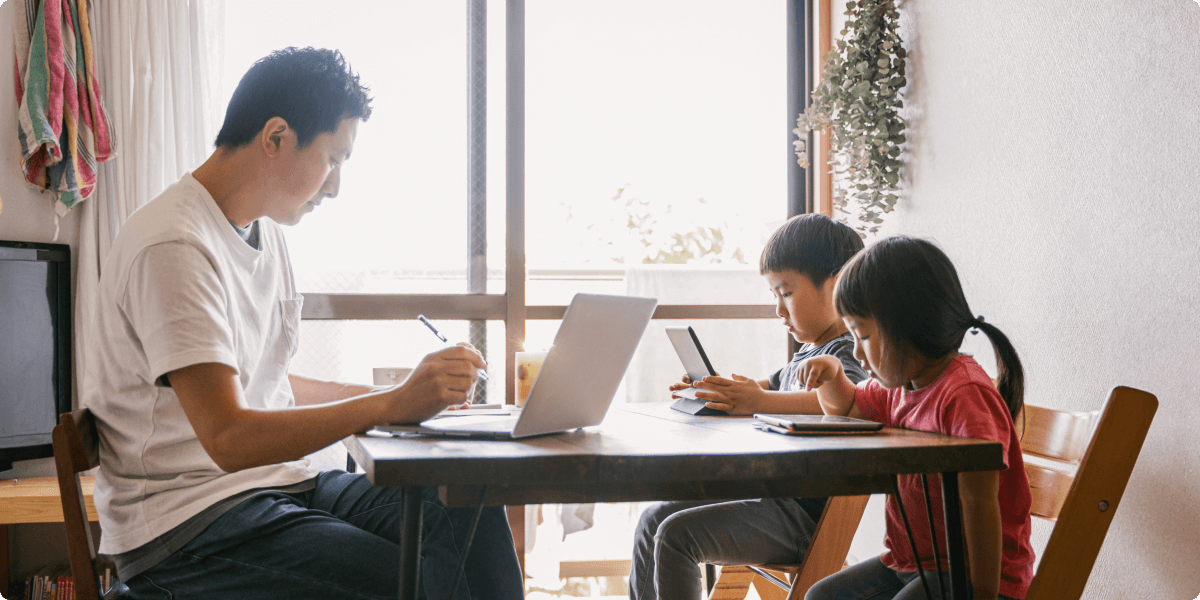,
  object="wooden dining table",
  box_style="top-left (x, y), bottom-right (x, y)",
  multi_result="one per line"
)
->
top-left (344, 402), bottom-right (1005, 600)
